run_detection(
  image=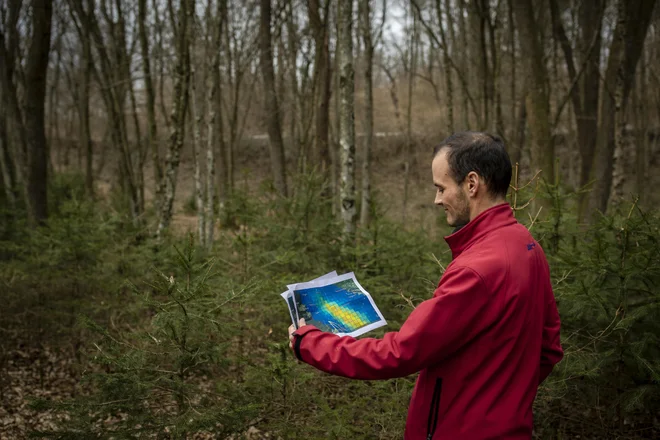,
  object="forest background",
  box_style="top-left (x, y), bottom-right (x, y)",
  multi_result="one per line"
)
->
top-left (1, 0), bottom-right (660, 438)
